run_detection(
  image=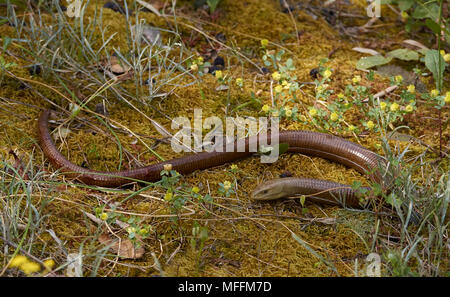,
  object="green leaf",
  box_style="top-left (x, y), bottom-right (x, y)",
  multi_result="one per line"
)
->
top-left (425, 19), bottom-right (440, 35)
top-left (412, 3), bottom-right (439, 19)
top-left (398, 0), bottom-right (414, 11)
top-left (206, 0), bottom-right (220, 13)
top-left (356, 55), bottom-right (392, 70)
top-left (424, 50), bottom-right (446, 89)
top-left (278, 143), bottom-right (289, 155)
top-left (386, 49), bottom-right (419, 61)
